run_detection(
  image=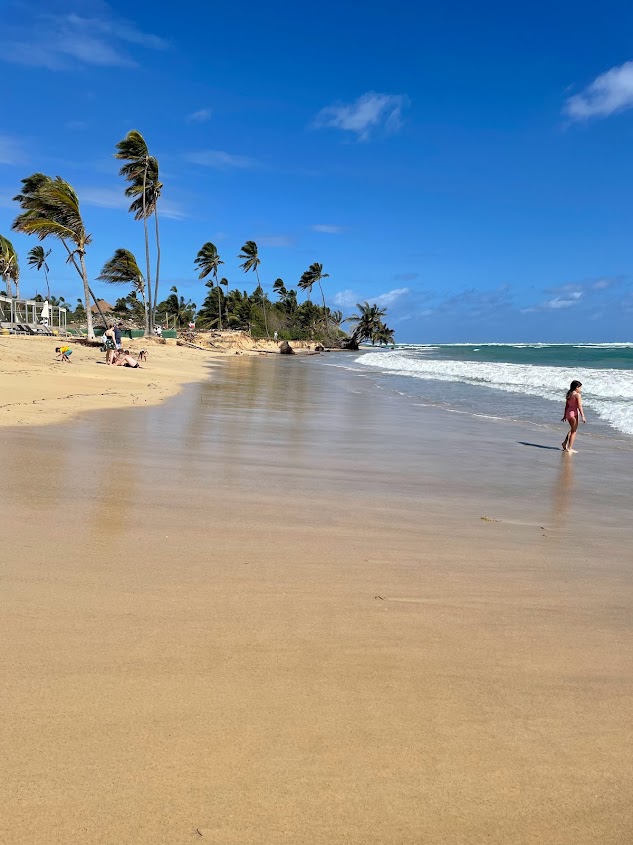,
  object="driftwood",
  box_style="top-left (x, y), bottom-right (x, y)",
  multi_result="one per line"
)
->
top-left (176, 340), bottom-right (217, 351)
